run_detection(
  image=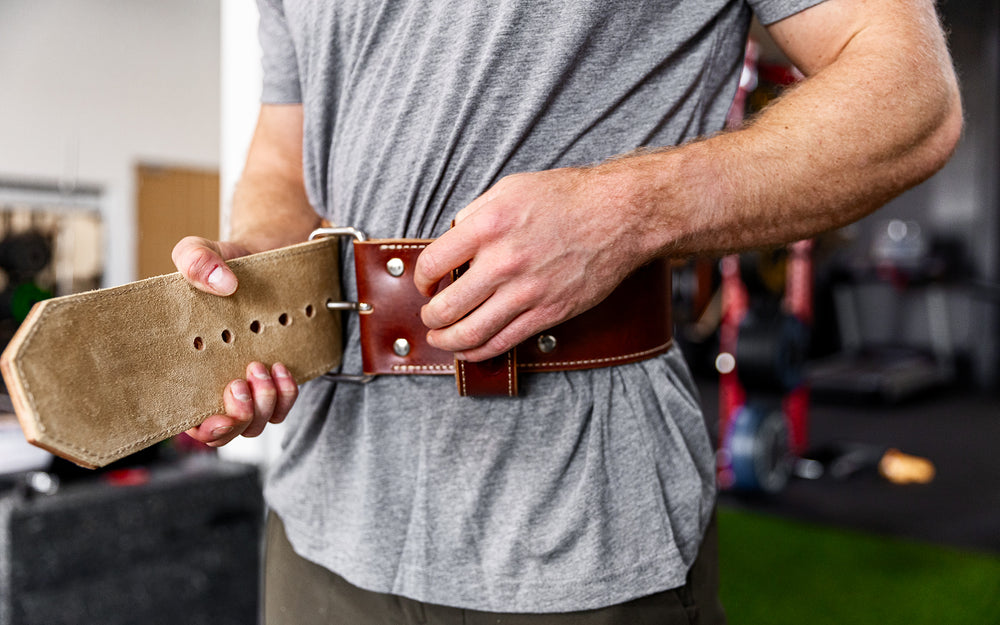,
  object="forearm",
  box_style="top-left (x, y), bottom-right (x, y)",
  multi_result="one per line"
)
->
top-left (229, 168), bottom-right (321, 252)
top-left (413, 0), bottom-right (962, 361)
top-left (606, 0), bottom-right (962, 260)
top-left (229, 104), bottom-right (322, 252)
